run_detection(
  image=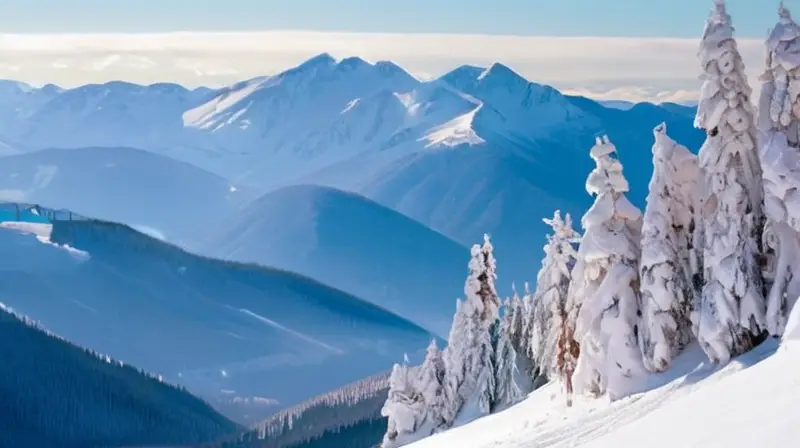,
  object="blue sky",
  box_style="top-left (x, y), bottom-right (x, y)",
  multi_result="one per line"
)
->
top-left (0, 0), bottom-right (779, 37)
